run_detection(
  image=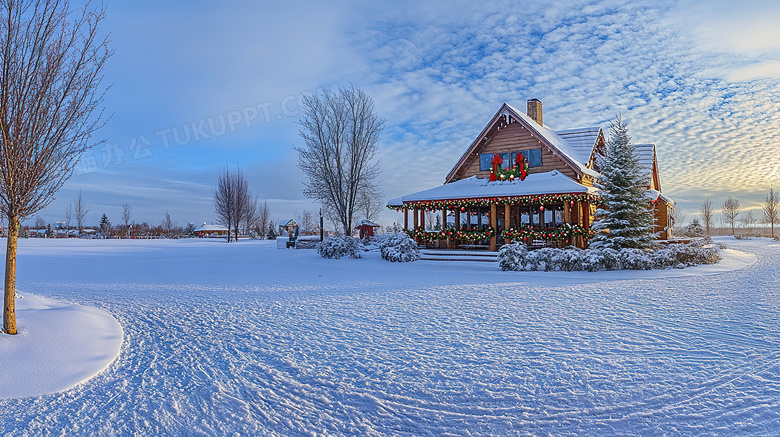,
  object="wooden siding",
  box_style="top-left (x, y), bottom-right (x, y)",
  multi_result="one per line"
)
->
top-left (453, 122), bottom-right (578, 181)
